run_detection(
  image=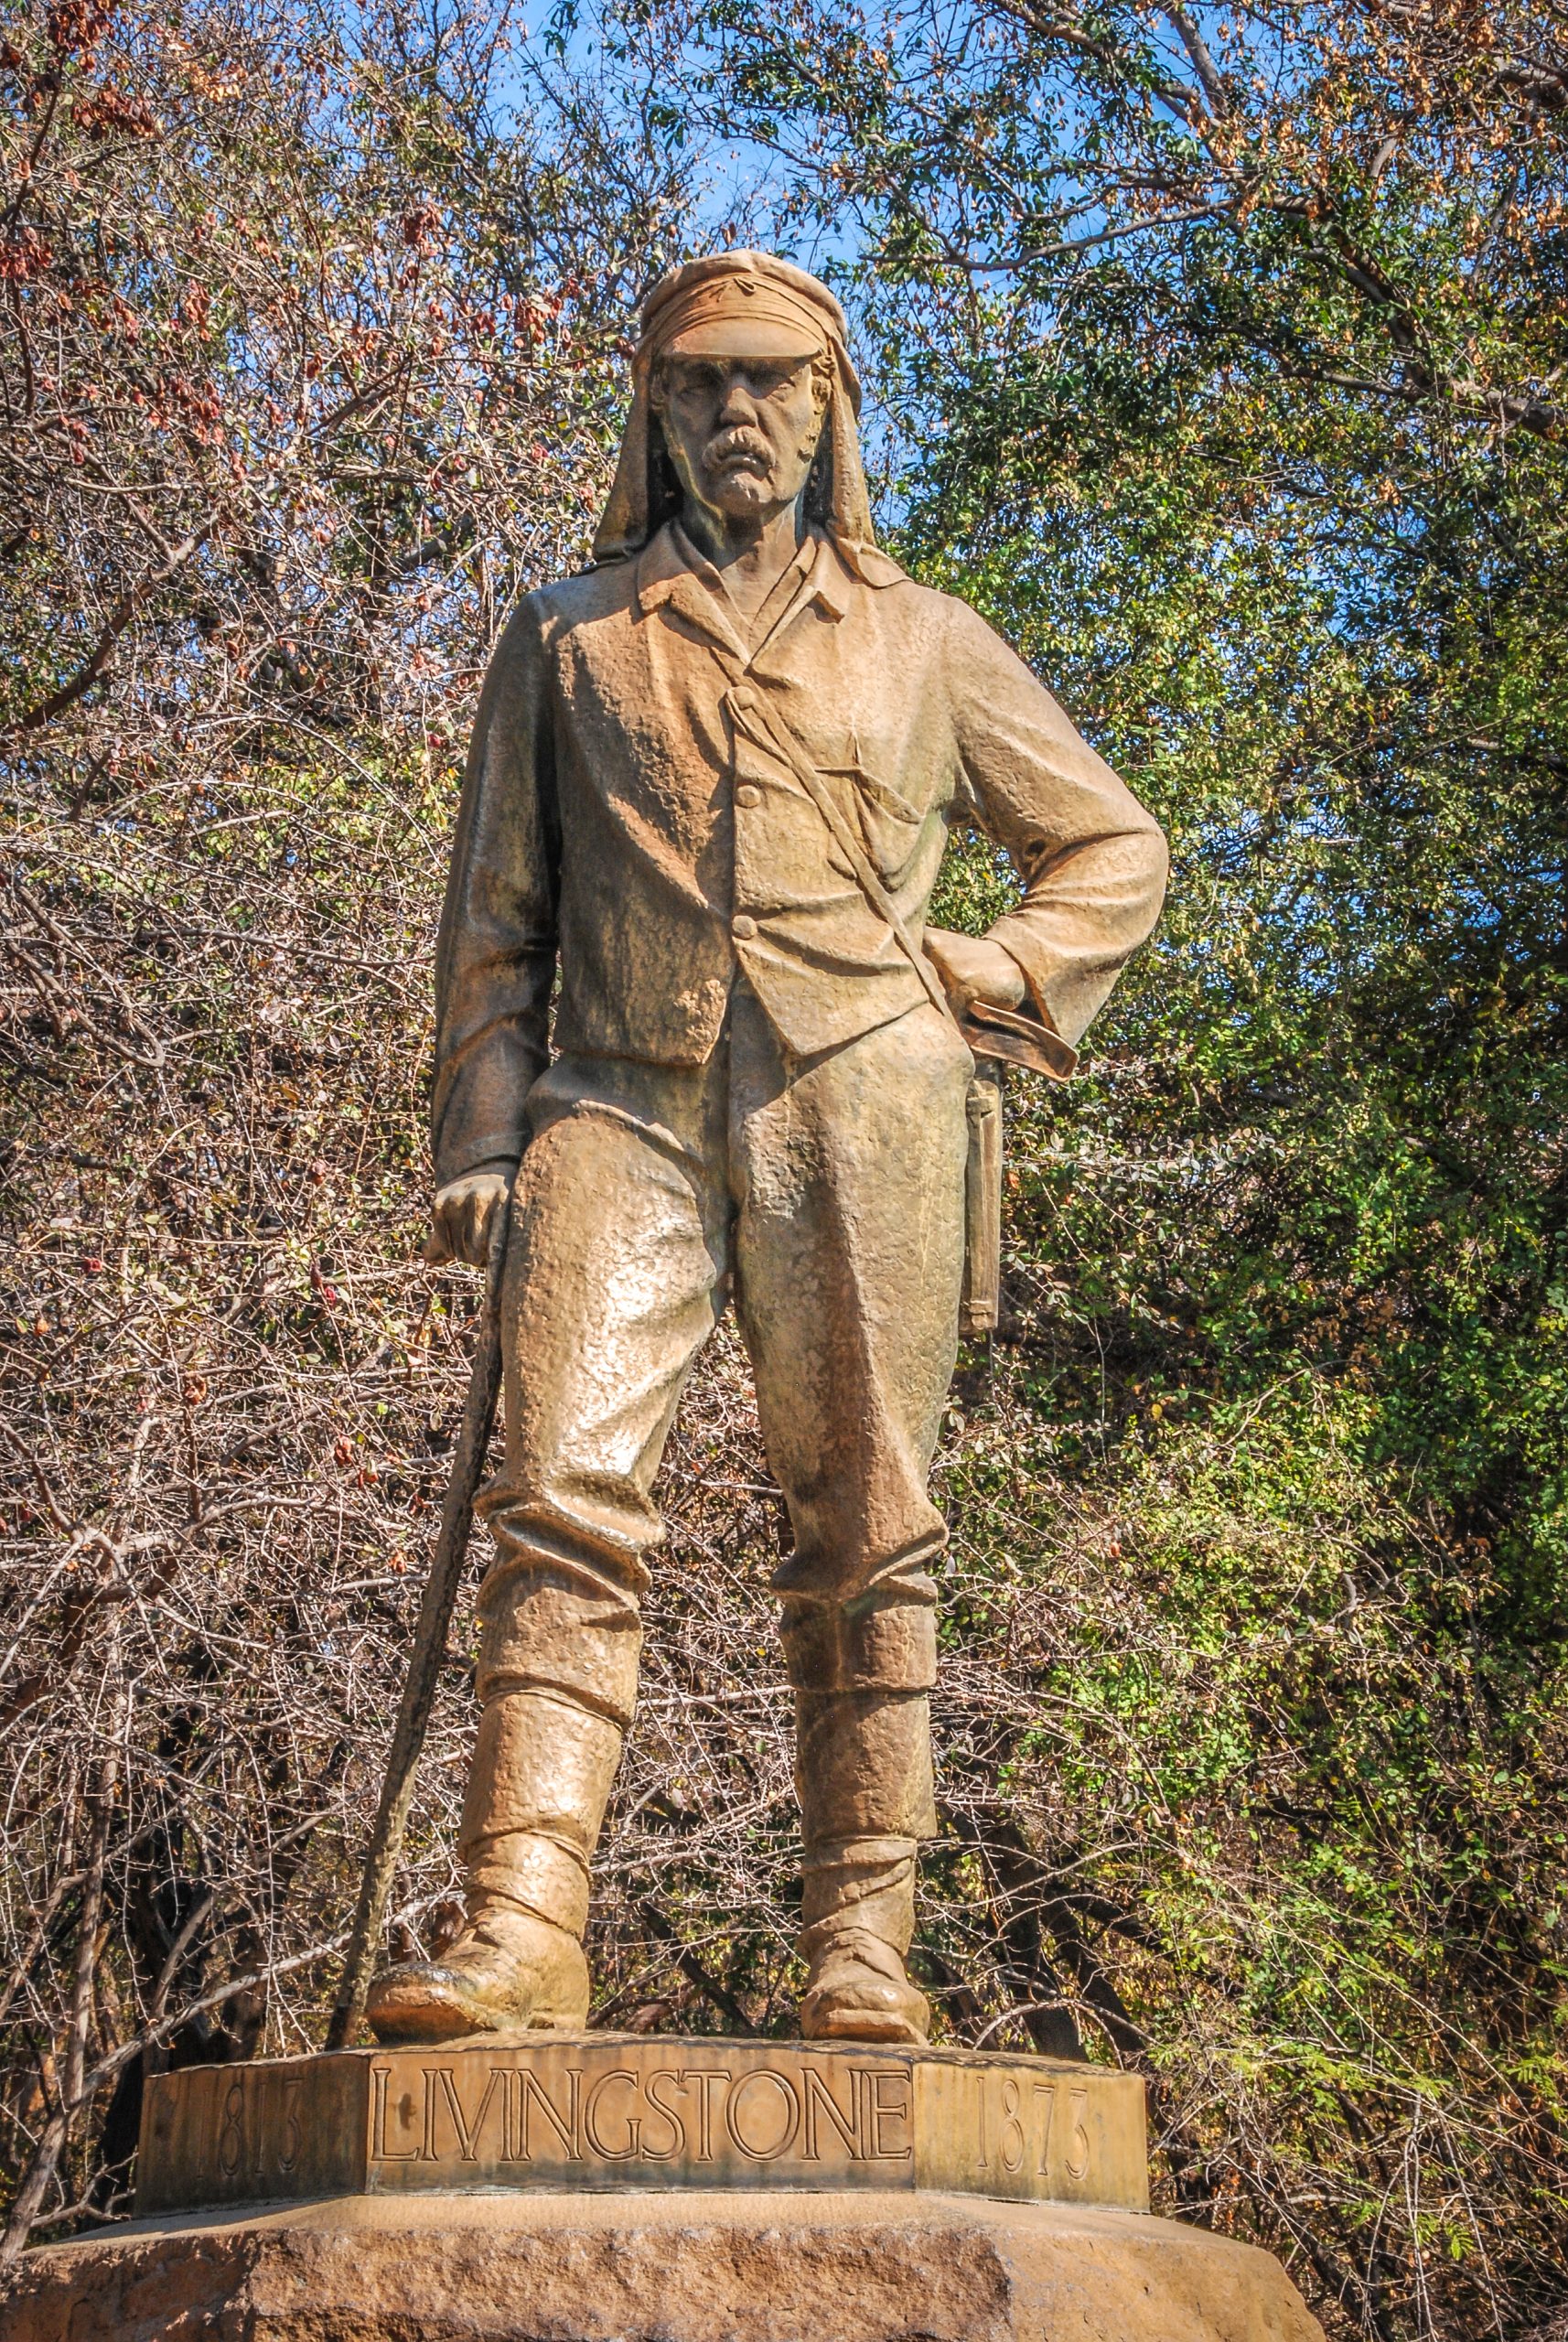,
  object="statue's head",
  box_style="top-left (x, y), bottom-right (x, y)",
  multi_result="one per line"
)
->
top-left (650, 338), bottom-right (833, 535)
top-left (593, 252), bottom-right (876, 564)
